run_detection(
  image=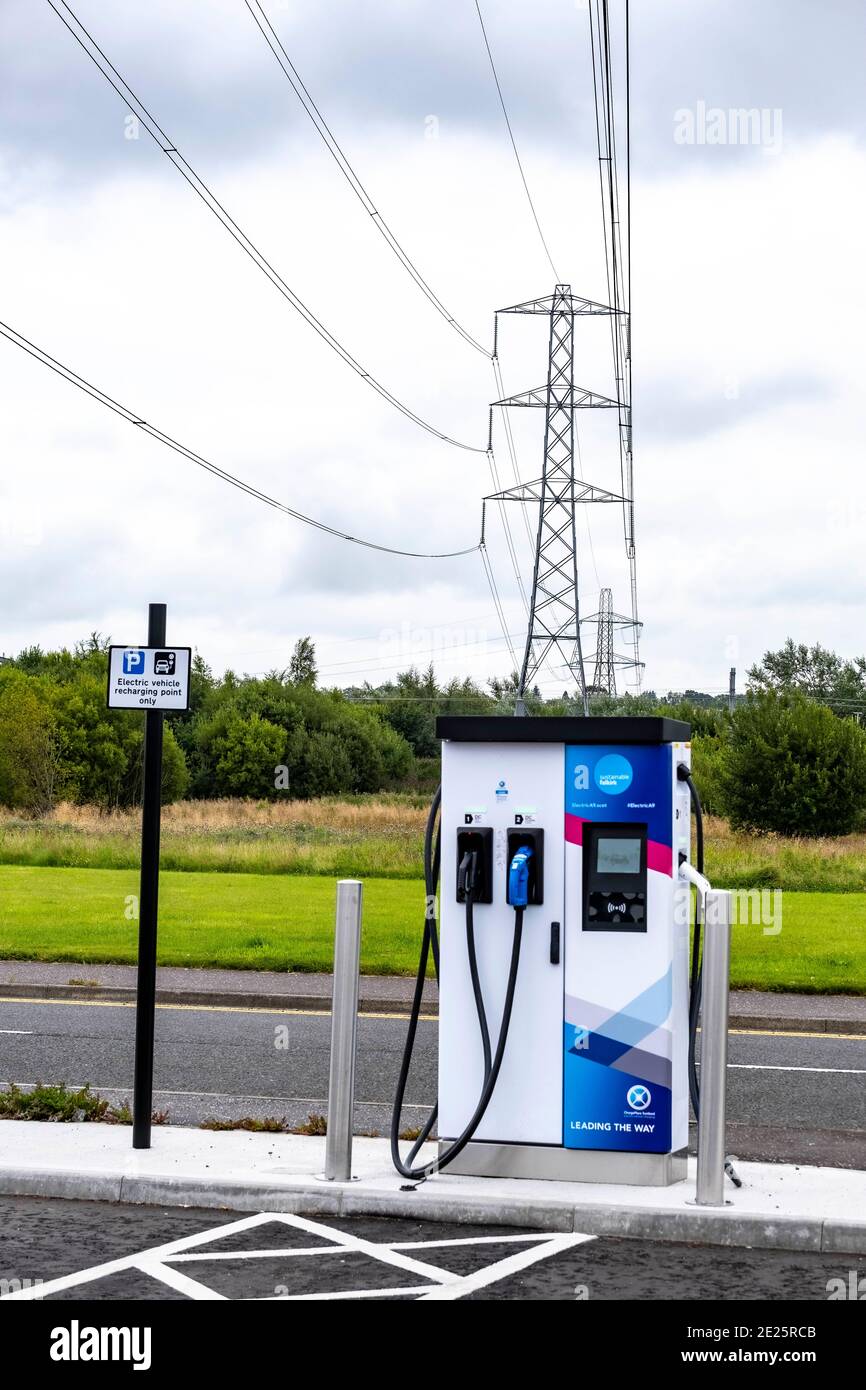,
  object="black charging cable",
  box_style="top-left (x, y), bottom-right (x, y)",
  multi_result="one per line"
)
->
top-left (390, 788), bottom-right (525, 1183)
